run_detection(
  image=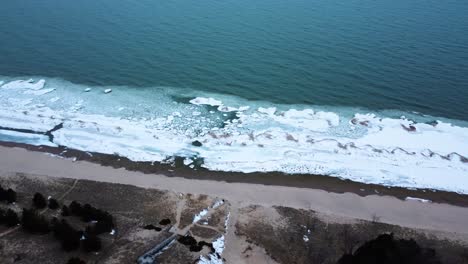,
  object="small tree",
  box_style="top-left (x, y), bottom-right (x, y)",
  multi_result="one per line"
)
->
top-left (48, 198), bottom-right (59, 210)
top-left (33, 193), bottom-right (47, 209)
